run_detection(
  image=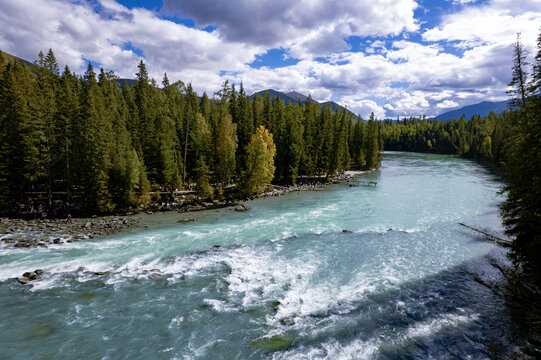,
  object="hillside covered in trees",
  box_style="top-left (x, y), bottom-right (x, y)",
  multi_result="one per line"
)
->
top-left (0, 50), bottom-right (381, 215)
